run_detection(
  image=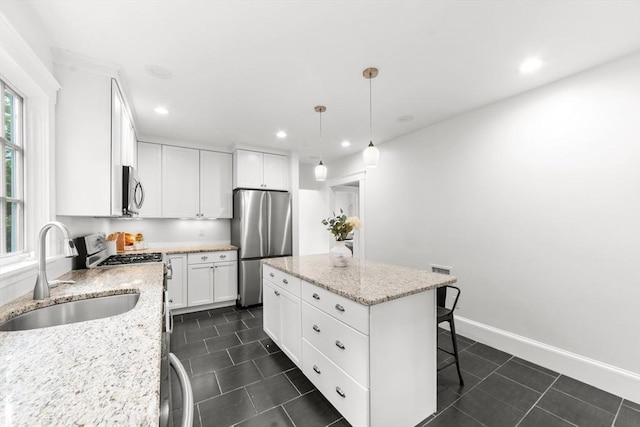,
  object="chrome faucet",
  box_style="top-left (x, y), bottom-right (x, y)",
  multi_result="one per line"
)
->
top-left (33, 221), bottom-right (79, 300)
